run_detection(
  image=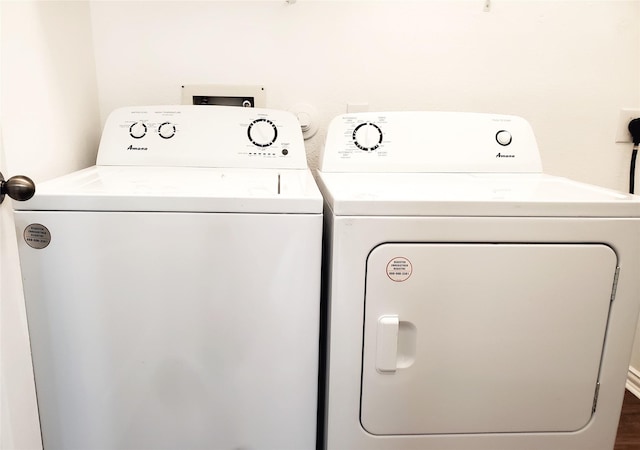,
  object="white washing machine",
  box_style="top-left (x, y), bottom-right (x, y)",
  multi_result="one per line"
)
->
top-left (14, 105), bottom-right (323, 450)
top-left (316, 111), bottom-right (640, 450)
